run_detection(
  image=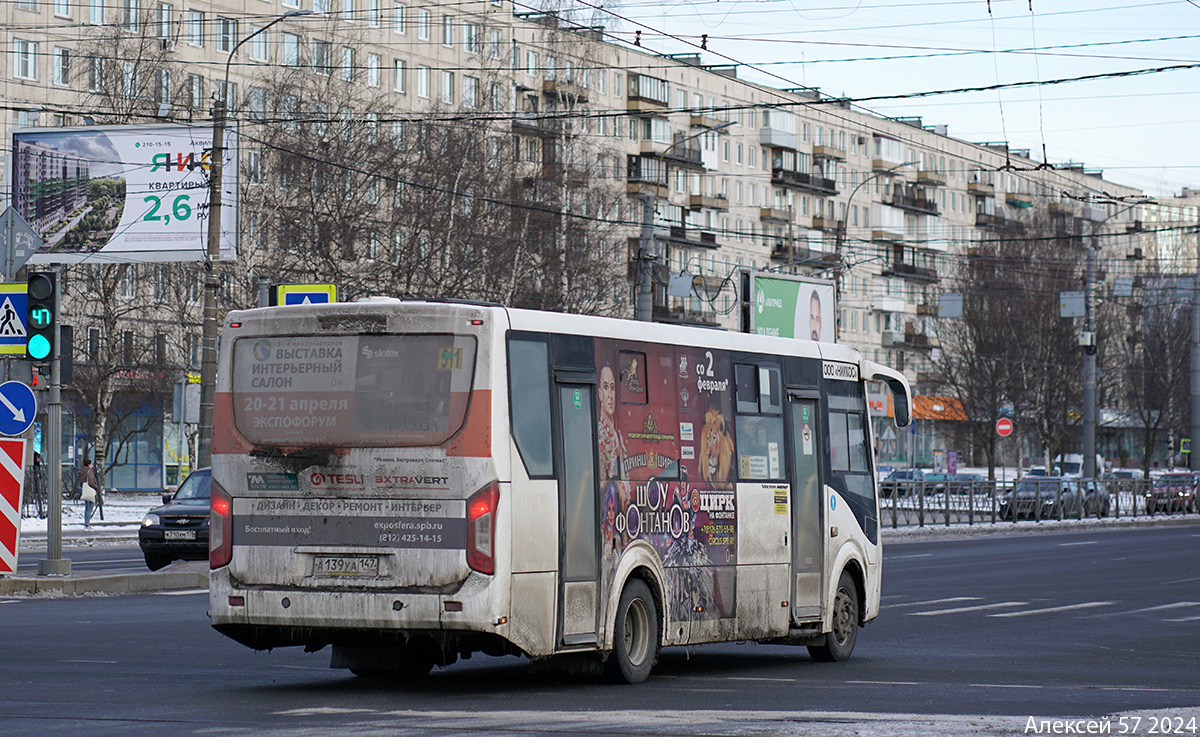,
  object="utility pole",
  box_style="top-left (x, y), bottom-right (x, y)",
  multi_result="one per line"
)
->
top-left (636, 192), bottom-right (656, 321)
top-left (1082, 221), bottom-right (1098, 480)
top-left (1191, 220), bottom-right (1200, 472)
